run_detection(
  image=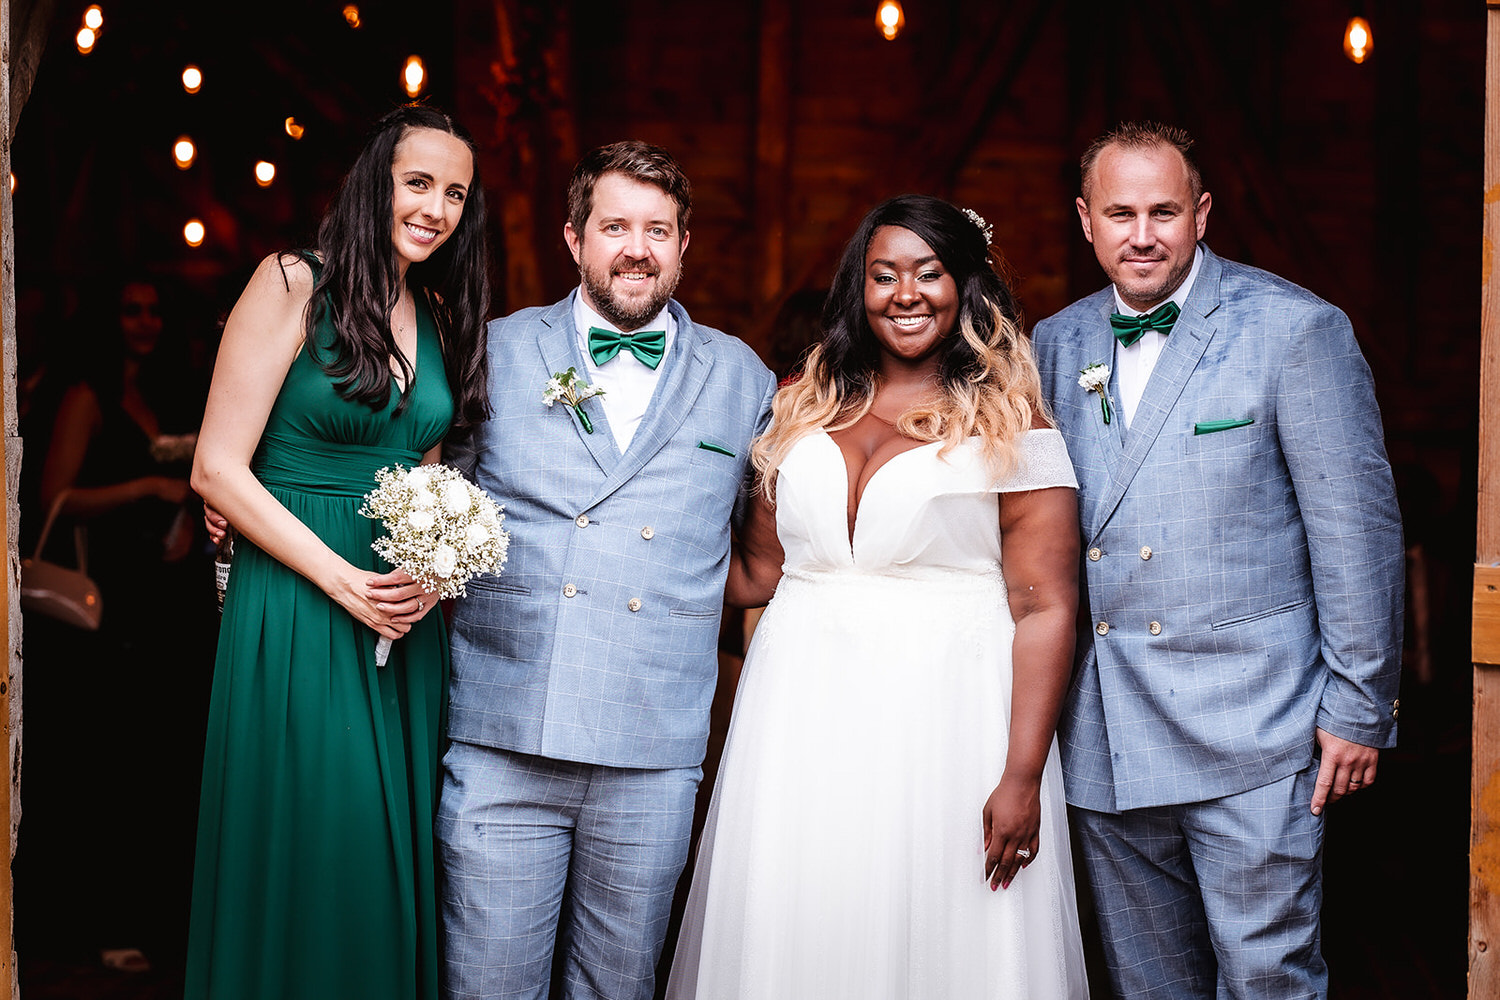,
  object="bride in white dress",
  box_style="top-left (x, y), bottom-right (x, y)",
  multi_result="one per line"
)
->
top-left (667, 195), bottom-right (1090, 999)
